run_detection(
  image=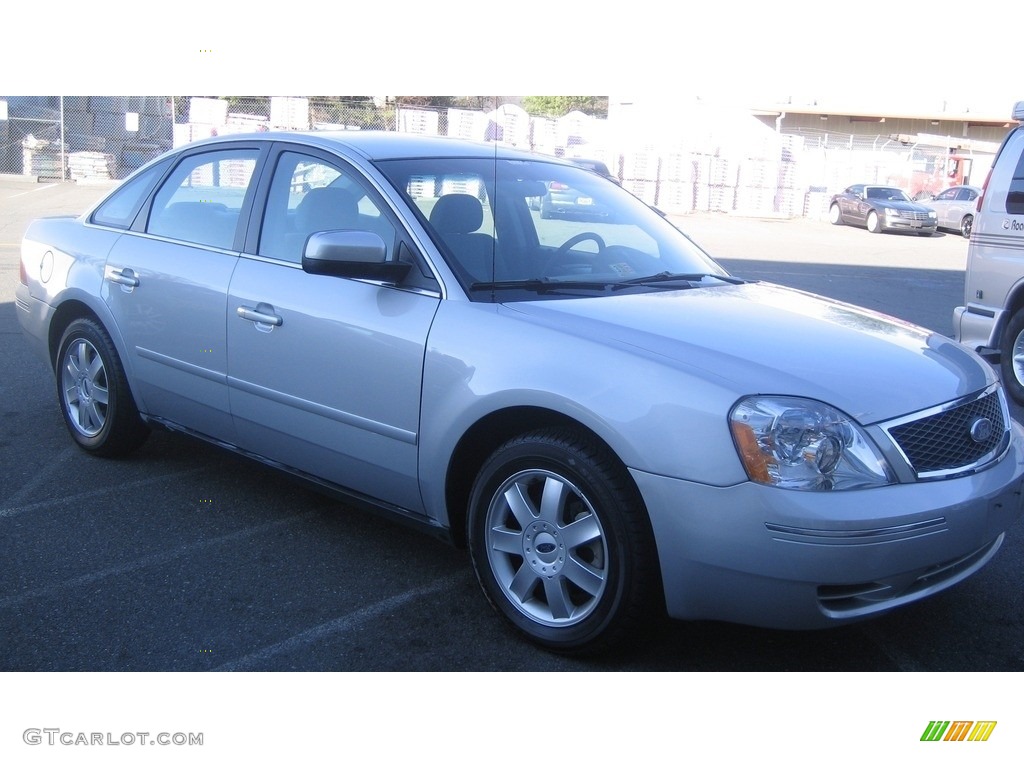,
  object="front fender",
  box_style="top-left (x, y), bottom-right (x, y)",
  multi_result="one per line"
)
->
top-left (417, 302), bottom-right (746, 526)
